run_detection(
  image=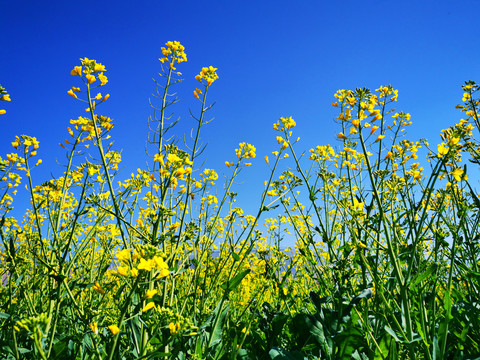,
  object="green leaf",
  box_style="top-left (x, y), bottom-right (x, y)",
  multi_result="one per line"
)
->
top-left (335, 326), bottom-right (365, 359)
top-left (384, 326), bottom-right (405, 343)
top-left (127, 315), bottom-right (143, 357)
top-left (411, 263), bottom-right (438, 286)
top-left (220, 269), bottom-right (250, 292)
top-left (269, 347), bottom-right (304, 359)
top-left (373, 334), bottom-right (391, 360)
